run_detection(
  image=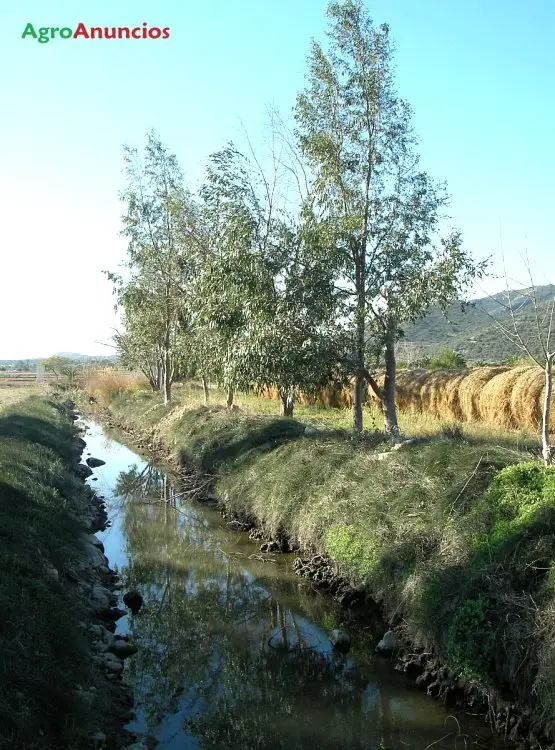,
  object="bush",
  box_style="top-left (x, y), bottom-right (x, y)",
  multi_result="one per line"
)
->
top-left (85, 368), bottom-right (148, 402)
top-left (427, 349), bottom-right (467, 370)
top-left (447, 598), bottom-right (494, 681)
